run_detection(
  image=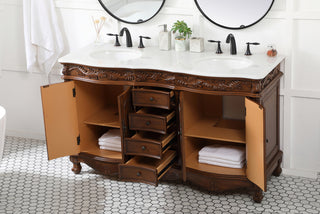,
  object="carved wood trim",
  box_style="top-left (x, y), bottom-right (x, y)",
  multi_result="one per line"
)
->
top-left (62, 63), bottom-right (282, 95)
